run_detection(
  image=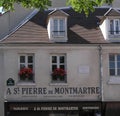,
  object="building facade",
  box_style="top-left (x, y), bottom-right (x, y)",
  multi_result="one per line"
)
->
top-left (1, 5), bottom-right (120, 116)
top-left (3, 44), bottom-right (101, 116)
